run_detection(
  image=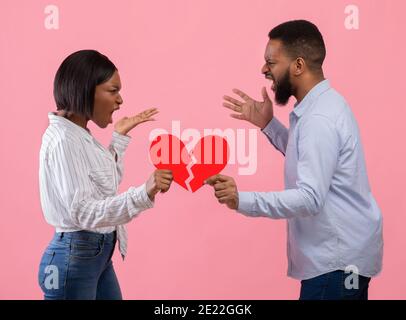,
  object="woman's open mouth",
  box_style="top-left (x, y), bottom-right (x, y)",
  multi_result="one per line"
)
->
top-left (109, 107), bottom-right (119, 124)
top-left (109, 112), bottom-right (114, 124)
